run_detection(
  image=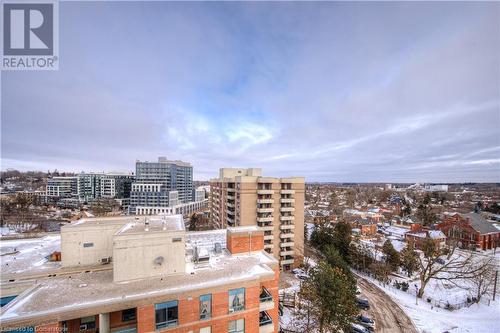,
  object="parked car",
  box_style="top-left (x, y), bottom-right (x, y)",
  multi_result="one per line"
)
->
top-left (296, 273), bottom-right (309, 280)
top-left (357, 314), bottom-right (376, 331)
top-left (351, 323), bottom-right (370, 333)
top-left (356, 297), bottom-right (370, 310)
top-left (356, 286), bottom-right (362, 295)
top-left (436, 258), bottom-right (446, 265)
top-left (291, 268), bottom-right (304, 275)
